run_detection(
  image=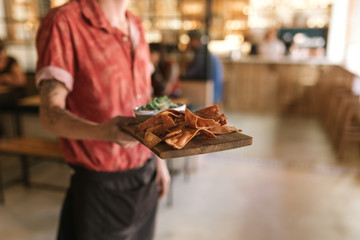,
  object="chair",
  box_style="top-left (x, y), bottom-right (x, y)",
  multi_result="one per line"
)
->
top-left (329, 94), bottom-right (359, 144)
top-left (337, 102), bottom-right (360, 159)
top-left (322, 88), bottom-right (354, 136)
